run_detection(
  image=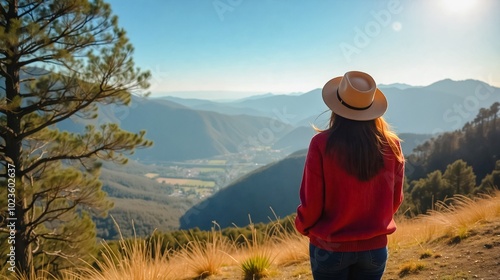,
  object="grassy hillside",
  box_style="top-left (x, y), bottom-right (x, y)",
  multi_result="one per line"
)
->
top-left (94, 198), bottom-right (192, 238)
top-left (94, 163), bottom-right (194, 239)
top-left (7, 192), bottom-right (500, 279)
